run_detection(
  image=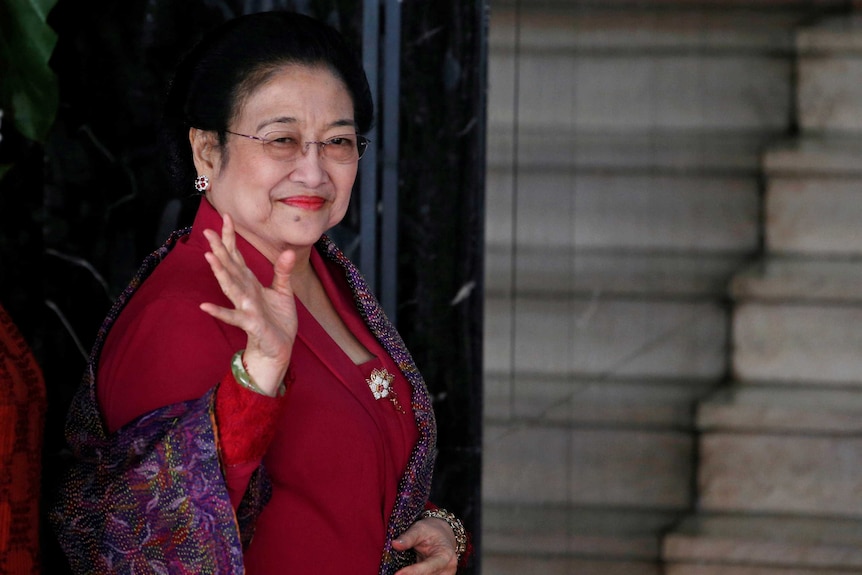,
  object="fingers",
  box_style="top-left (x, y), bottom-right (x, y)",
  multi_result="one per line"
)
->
top-left (392, 551), bottom-right (453, 575)
top-left (199, 213), bottom-right (298, 366)
top-left (391, 519), bottom-right (458, 575)
top-left (203, 215), bottom-right (247, 276)
top-left (221, 212), bottom-right (236, 253)
top-left (272, 249), bottom-right (296, 296)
